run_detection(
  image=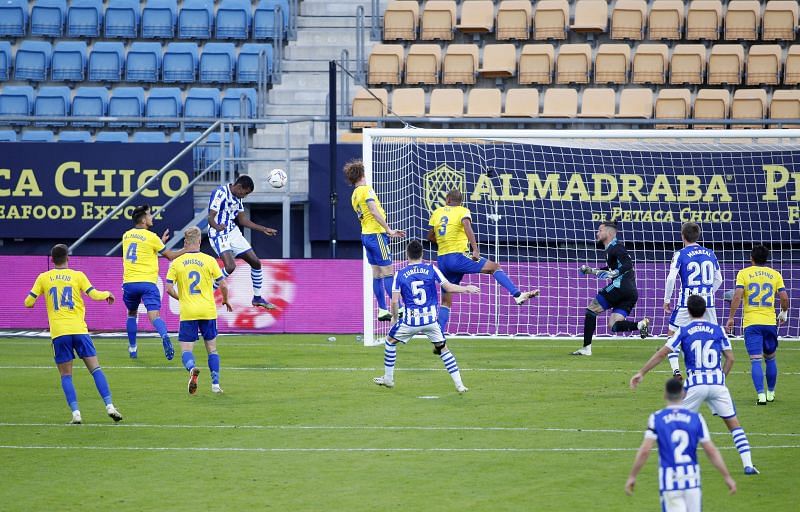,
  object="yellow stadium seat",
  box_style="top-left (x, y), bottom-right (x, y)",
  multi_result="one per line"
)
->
top-left (391, 88), bottom-right (426, 117)
top-left (693, 89), bottom-right (730, 129)
top-left (519, 44), bottom-right (555, 84)
top-left (496, 0), bottom-right (532, 40)
top-left (456, 0), bottom-right (494, 35)
top-left (617, 88), bottom-right (654, 118)
top-left (571, 0), bottom-right (608, 34)
top-left (578, 88), bottom-right (616, 118)
top-left (724, 1), bottom-right (760, 40)
top-left (708, 44), bottom-right (744, 85)
top-left (769, 90), bottom-right (800, 128)
top-left (686, 0), bottom-right (722, 40)
top-left (533, 0), bottom-right (569, 40)
top-left (763, 1), bottom-right (799, 41)
top-left (502, 88), bottom-right (539, 117)
top-left (648, 0), bottom-right (685, 40)
top-left (731, 89), bottom-right (767, 129)
top-left (655, 88), bottom-right (692, 128)
top-left (368, 44), bottom-right (405, 85)
top-left (785, 45), bottom-right (800, 85)
top-left (465, 88), bottom-right (502, 117)
top-left (429, 88), bottom-right (464, 117)
top-left (746, 45), bottom-right (782, 86)
top-left (632, 43), bottom-right (669, 84)
top-left (420, 1), bottom-right (457, 41)
top-left (383, 1), bottom-right (419, 41)
top-left (611, 0), bottom-right (647, 40)
top-left (406, 44), bottom-right (442, 85)
top-left (352, 88), bottom-right (388, 128)
top-left (595, 44), bottom-right (631, 84)
top-left (670, 44), bottom-right (707, 85)
top-left (478, 44), bottom-right (517, 79)
top-left (442, 44), bottom-right (479, 84)
top-left (556, 43), bottom-right (592, 84)
top-left (541, 88), bottom-right (578, 117)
